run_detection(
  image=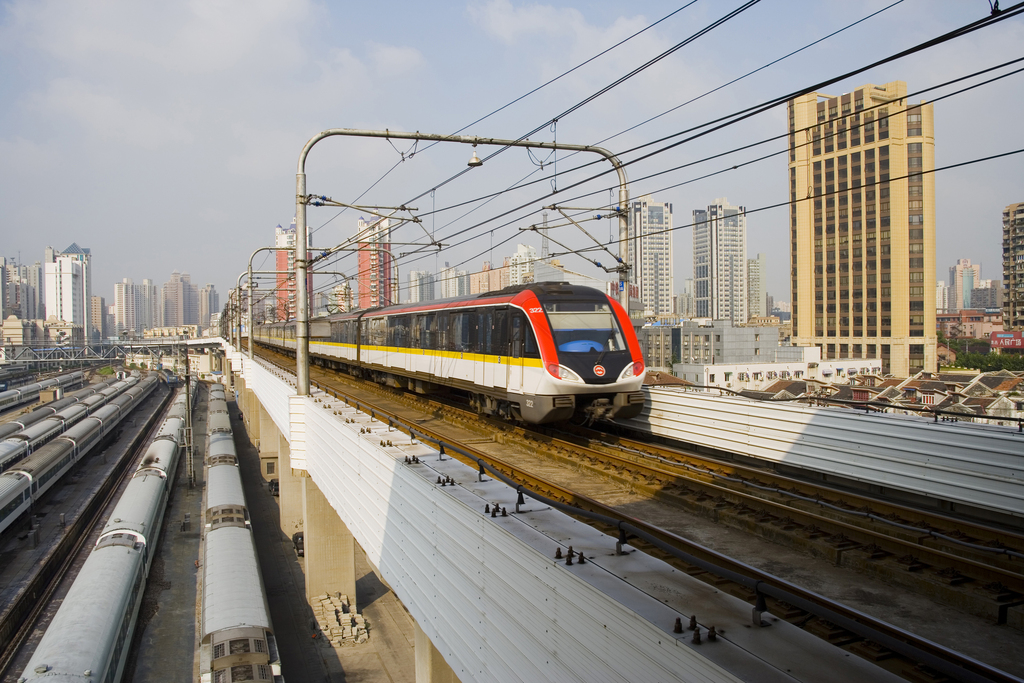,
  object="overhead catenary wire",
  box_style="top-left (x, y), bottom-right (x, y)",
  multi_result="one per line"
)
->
top-left (301, 0), bottom-right (909, 285)
top-left (376, 55), bottom-right (1024, 279)
top-left (309, 2), bottom-right (701, 236)
top-left (298, 8), bottom-right (1024, 303)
